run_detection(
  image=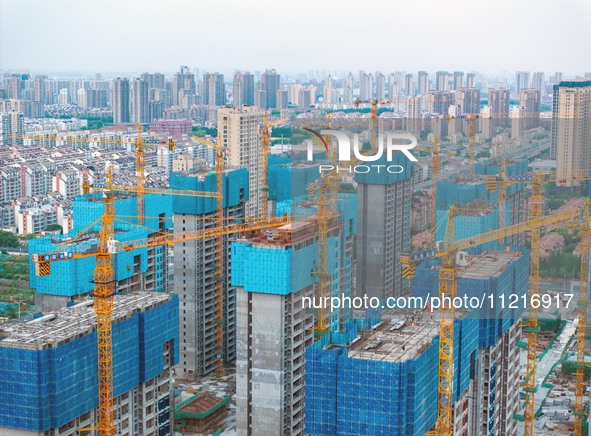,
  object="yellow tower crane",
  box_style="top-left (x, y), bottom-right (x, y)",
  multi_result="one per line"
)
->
top-left (191, 134), bottom-right (227, 375)
top-left (134, 123), bottom-right (175, 225)
top-left (575, 210), bottom-right (590, 436)
top-left (307, 113), bottom-right (340, 334)
top-left (260, 113), bottom-right (289, 217)
top-left (94, 166), bottom-right (116, 436)
top-left (402, 198), bottom-right (588, 436)
top-left (33, 191), bottom-right (290, 436)
top-left (414, 136), bottom-right (457, 230)
top-left (354, 98), bottom-right (386, 151)
top-left (485, 172), bottom-right (591, 435)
